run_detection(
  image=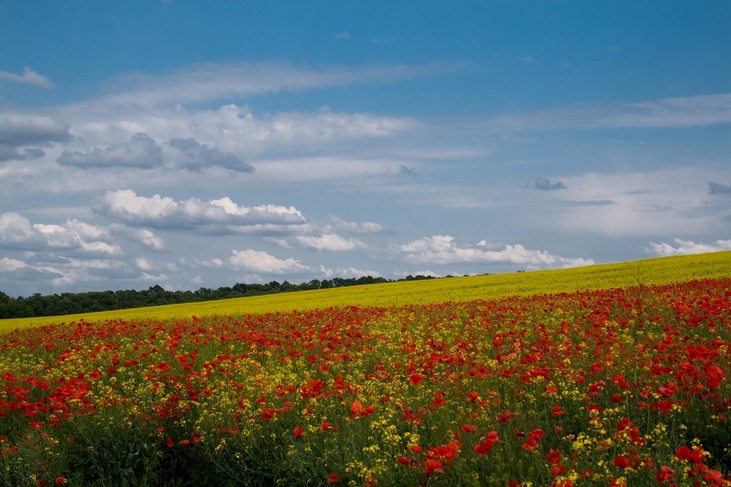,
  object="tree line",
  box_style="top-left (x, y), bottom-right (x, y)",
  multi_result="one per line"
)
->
top-left (0, 275), bottom-right (436, 319)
